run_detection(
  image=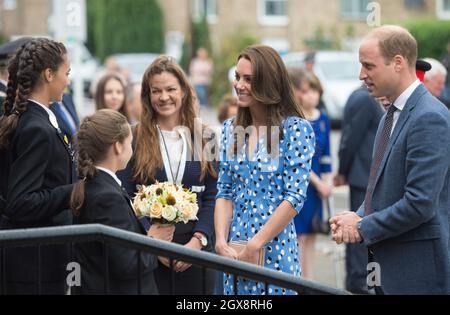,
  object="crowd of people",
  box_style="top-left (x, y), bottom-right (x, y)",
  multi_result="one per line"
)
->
top-left (1, 25), bottom-right (450, 295)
